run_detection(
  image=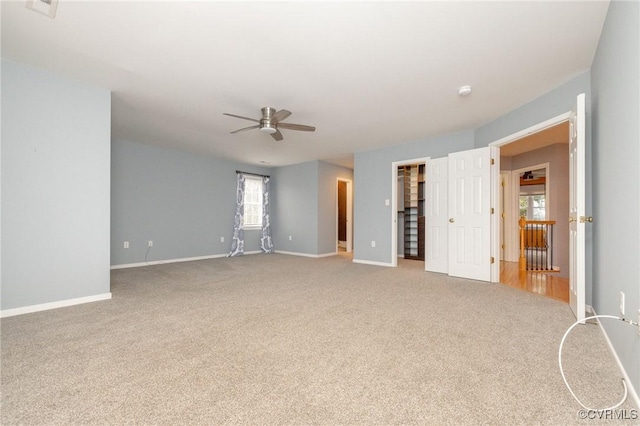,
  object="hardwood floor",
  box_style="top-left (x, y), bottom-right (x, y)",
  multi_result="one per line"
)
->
top-left (500, 261), bottom-right (569, 303)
